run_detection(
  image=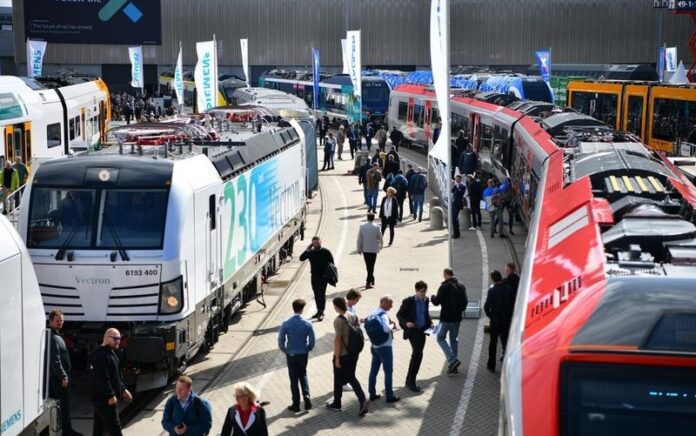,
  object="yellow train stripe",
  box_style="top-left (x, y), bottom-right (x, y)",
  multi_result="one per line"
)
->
top-left (648, 176), bottom-right (663, 192)
top-left (622, 176), bottom-right (635, 193)
top-left (609, 175), bottom-right (620, 192)
top-left (635, 176), bottom-right (649, 193)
